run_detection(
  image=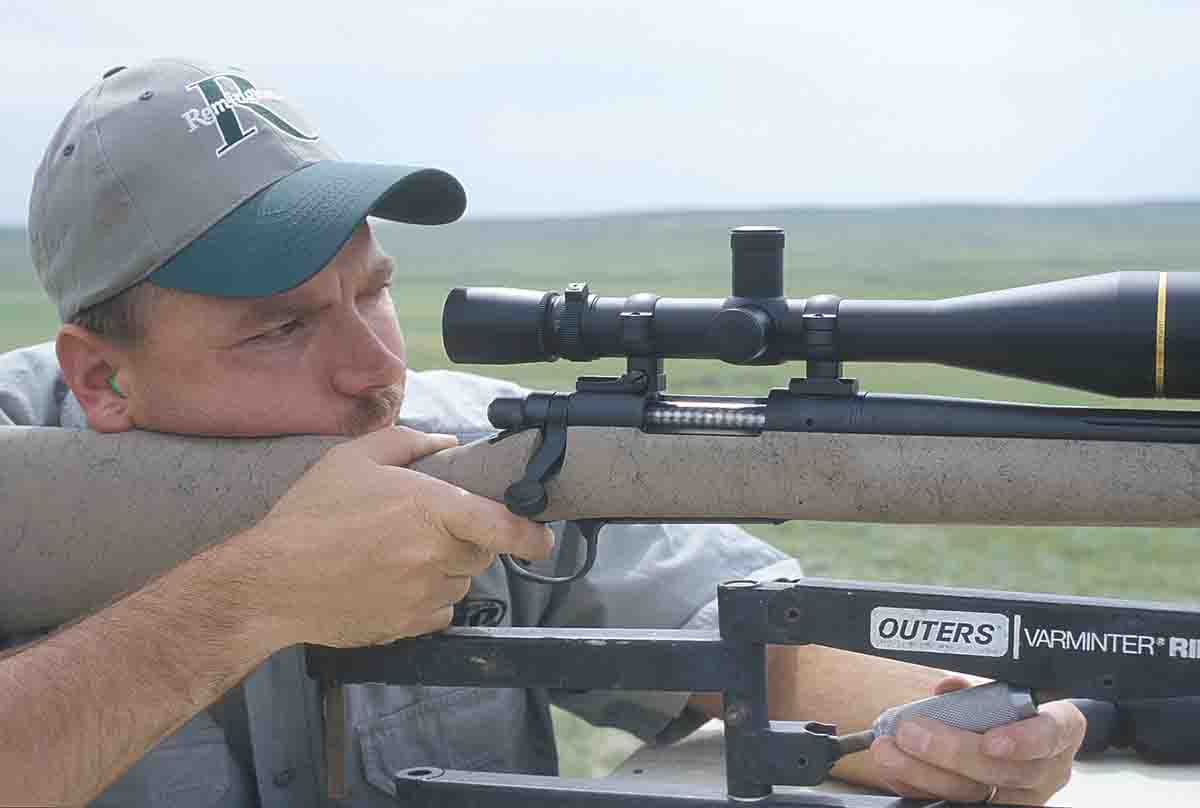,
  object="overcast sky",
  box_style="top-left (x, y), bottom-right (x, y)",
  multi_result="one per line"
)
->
top-left (3, 1), bottom-right (1198, 224)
